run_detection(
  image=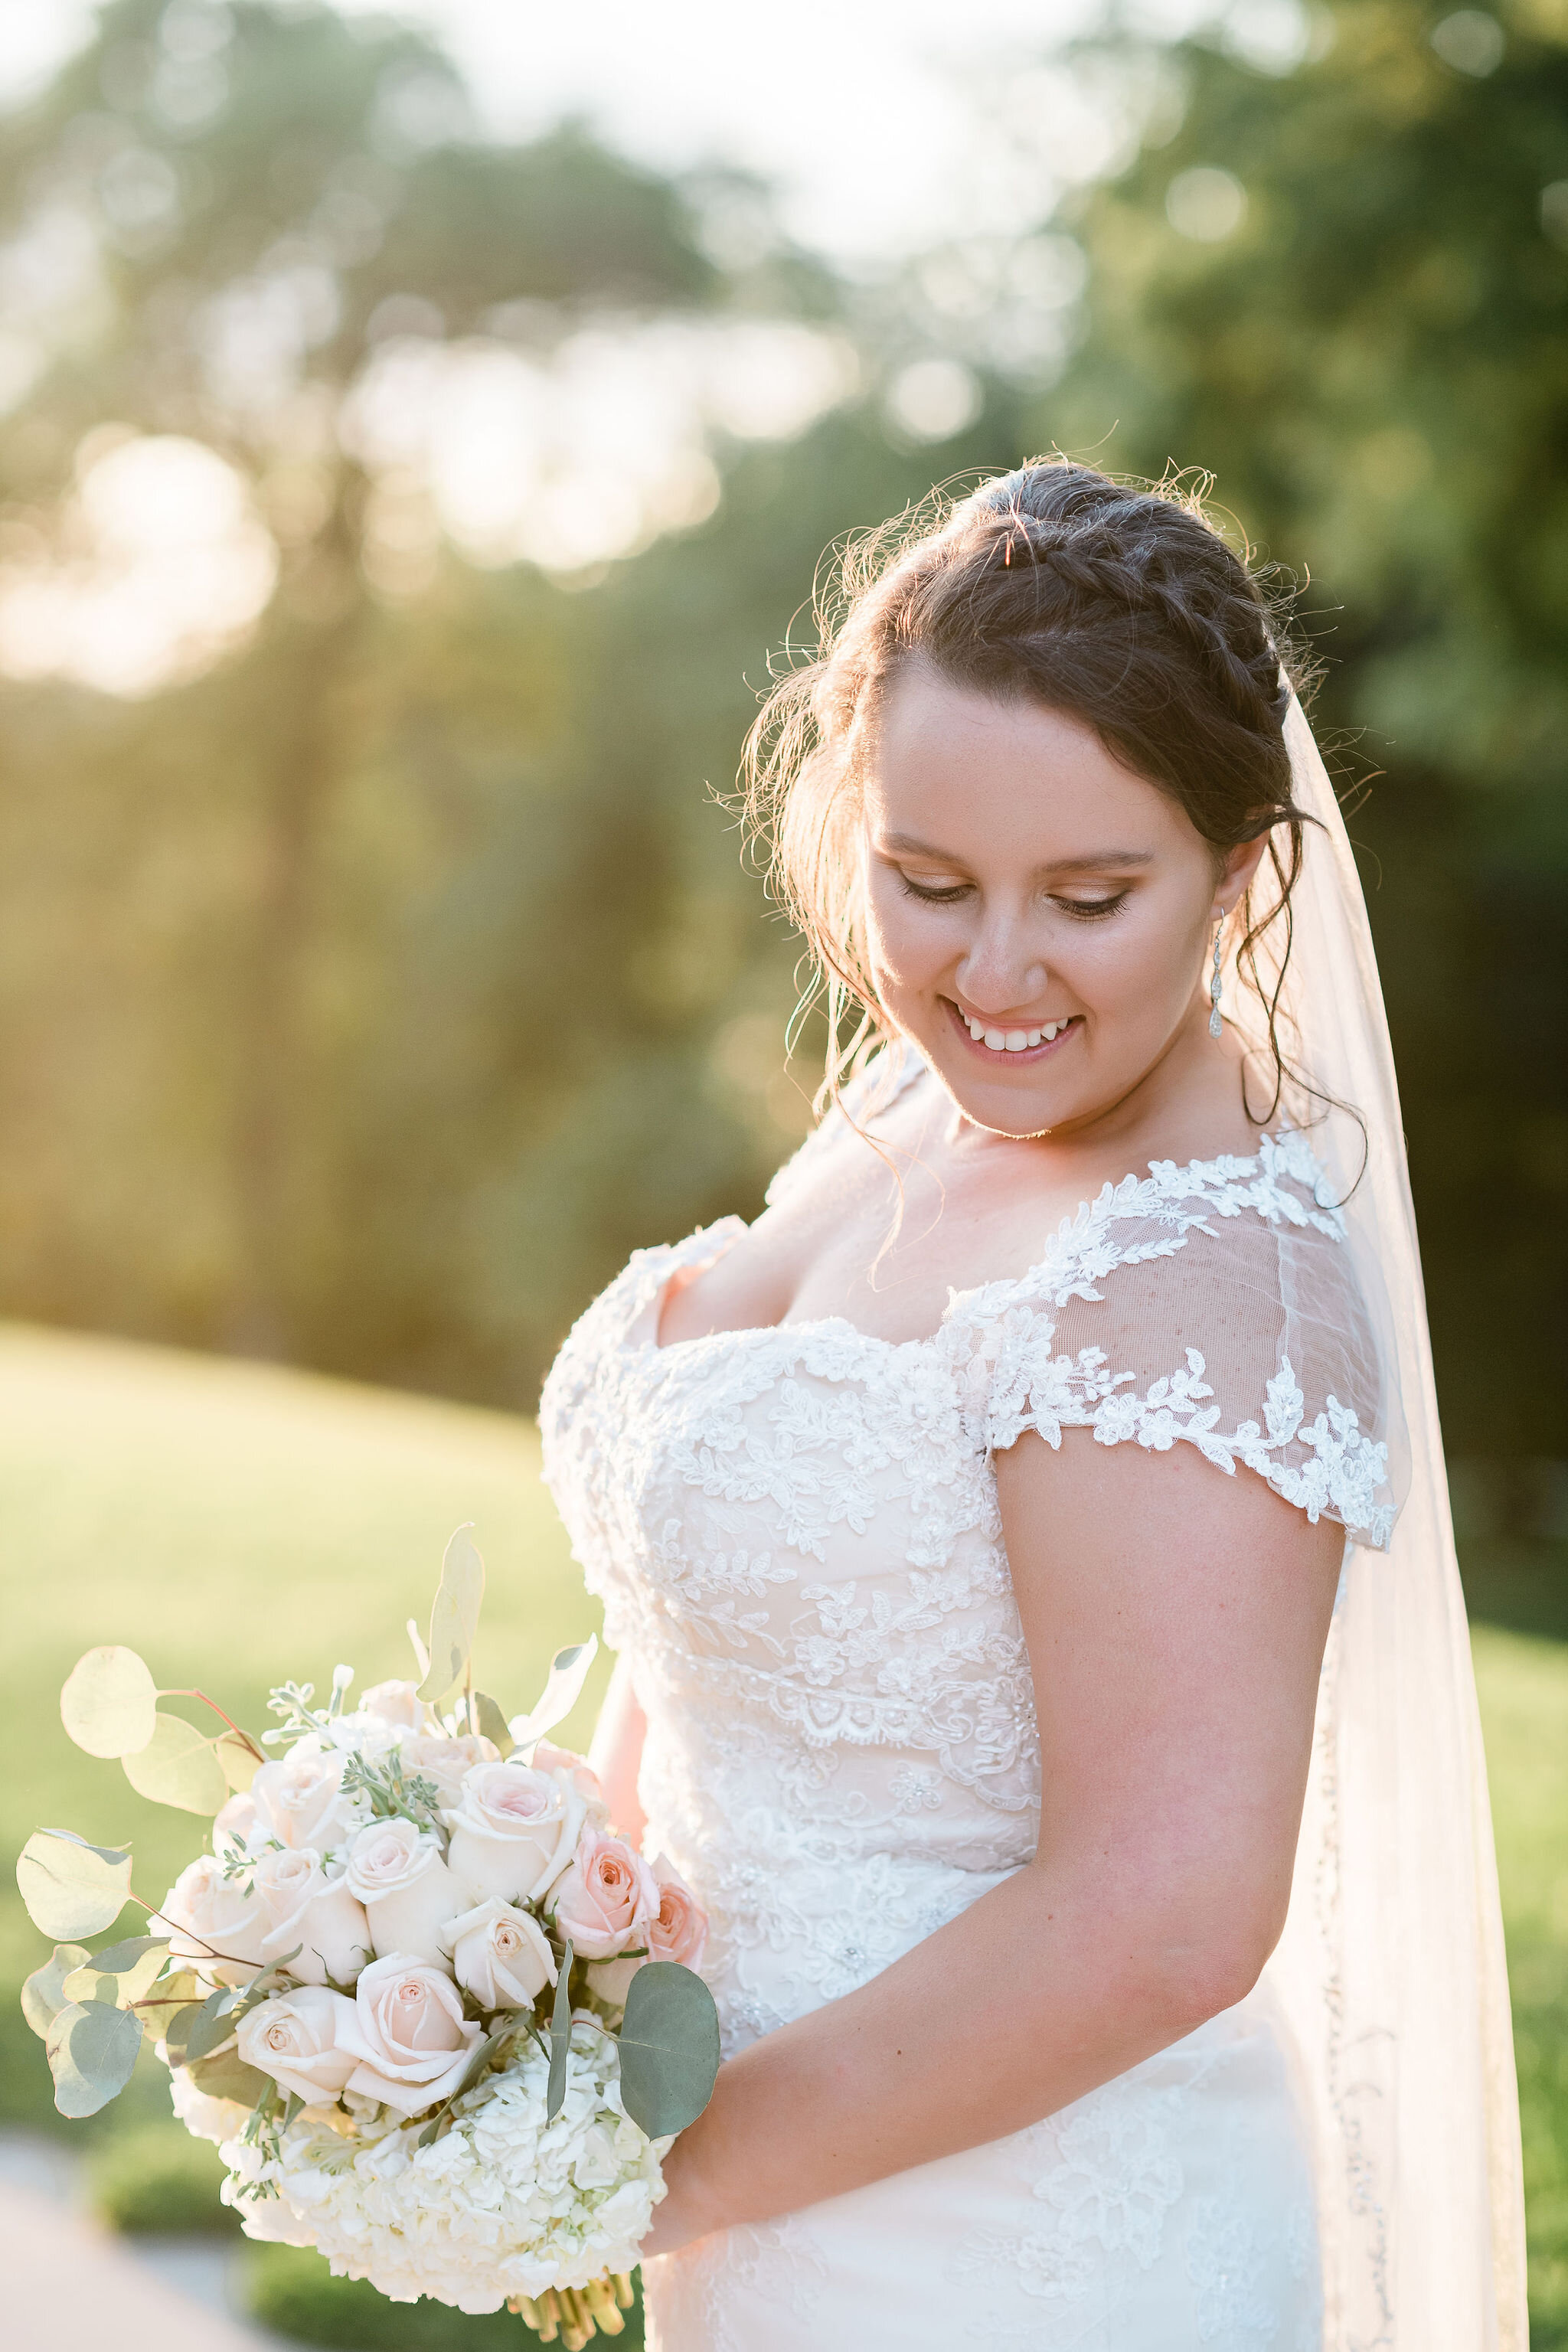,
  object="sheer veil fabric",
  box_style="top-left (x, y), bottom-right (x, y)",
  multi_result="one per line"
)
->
top-left (1256, 699), bottom-right (1526, 2347)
